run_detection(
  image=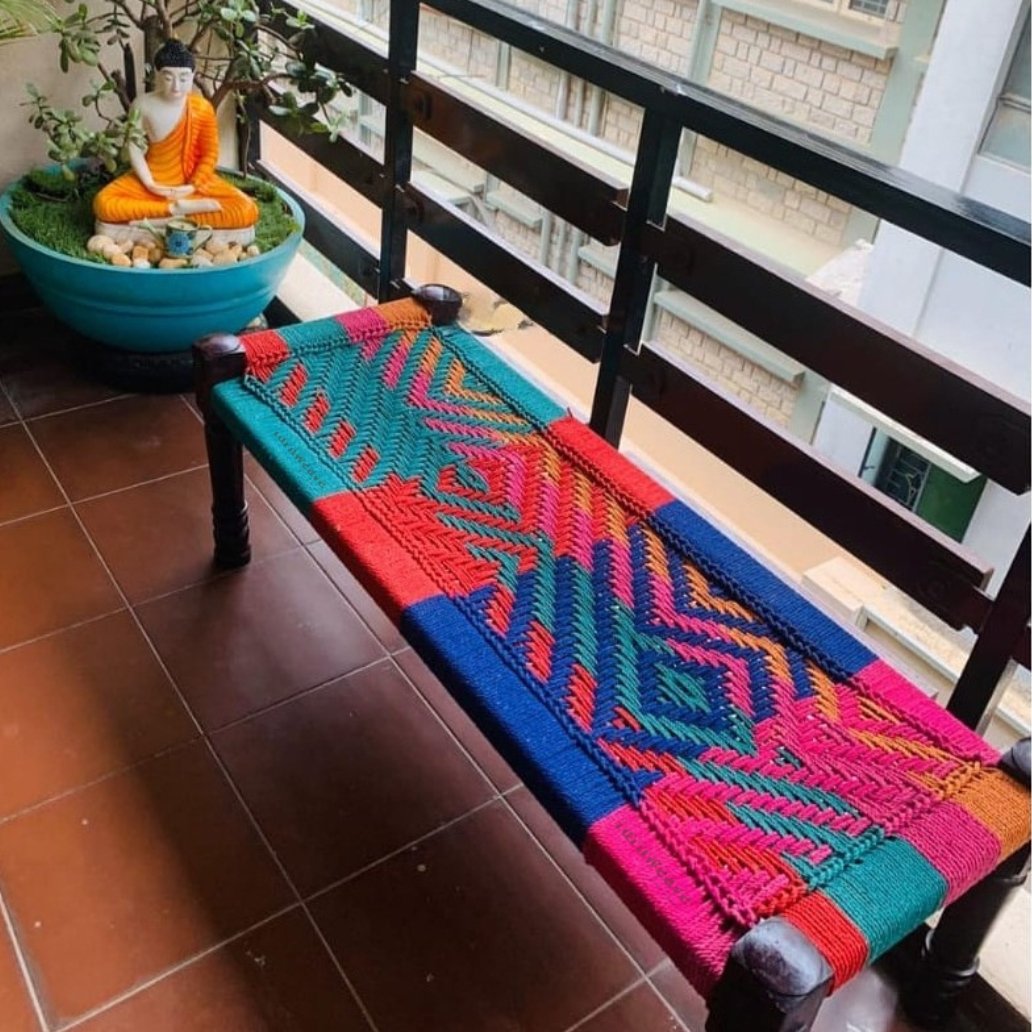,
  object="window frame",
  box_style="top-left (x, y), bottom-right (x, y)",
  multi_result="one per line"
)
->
top-left (797, 0), bottom-right (891, 26)
top-left (979, 8), bottom-right (1031, 170)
